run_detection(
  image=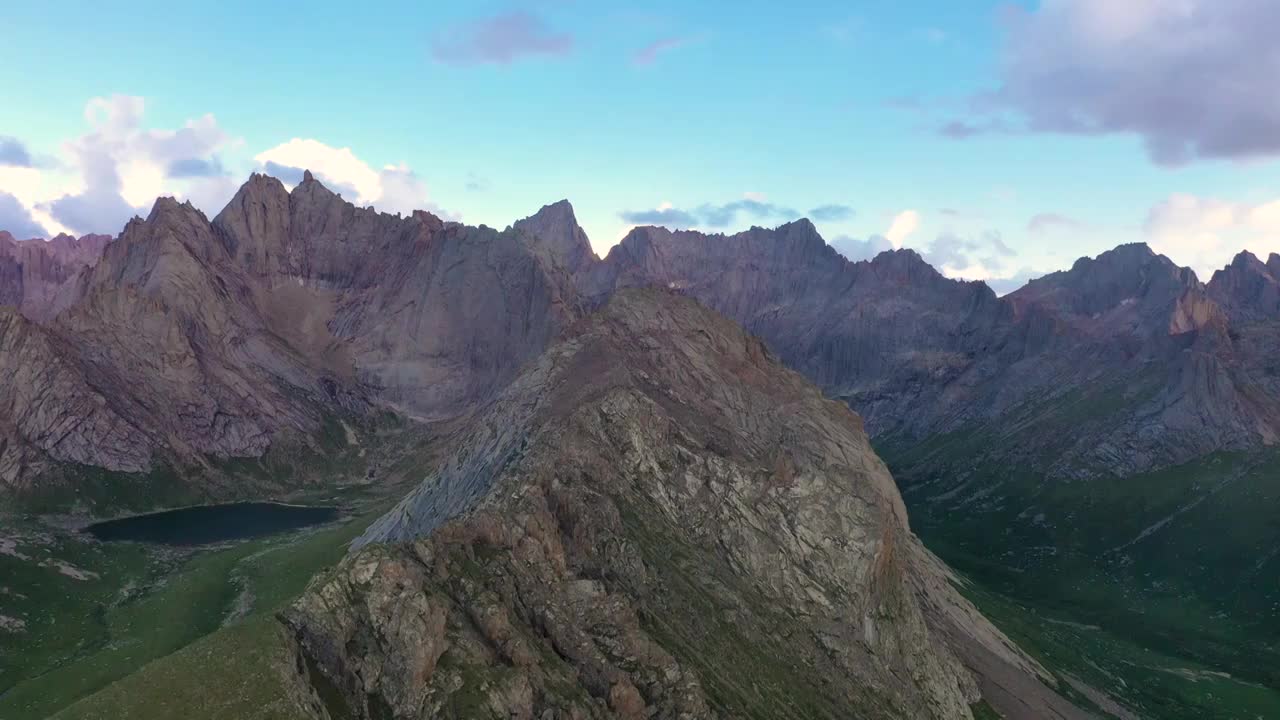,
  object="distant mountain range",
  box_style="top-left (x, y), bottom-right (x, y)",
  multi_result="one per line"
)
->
top-left (3, 171), bottom-right (1278, 717)
top-left (6, 171), bottom-right (1279, 493)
